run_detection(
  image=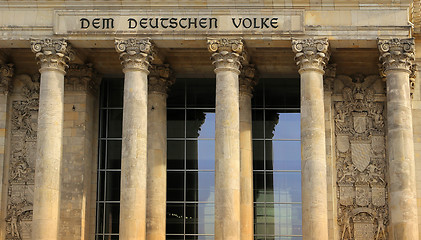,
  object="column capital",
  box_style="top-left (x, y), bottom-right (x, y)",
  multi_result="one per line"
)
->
top-left (65, 63), bottom-right (101, 94)
top-left (207, 37), bottom-right (244, 74)
top-left (0, 63), bottom-right (14, 94)
top-left (239, 64), bottom-right (258, 96)
top-left (30, 38), bottom-right (74, 74)
top-left (115, 38), bottom-right (154, 73)
top-left (378, 38), bottom-right (415, 74)
top-left (148, 64), bottom-right (175, 95)
top-left (292, 38), bottom-right (330, 74)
